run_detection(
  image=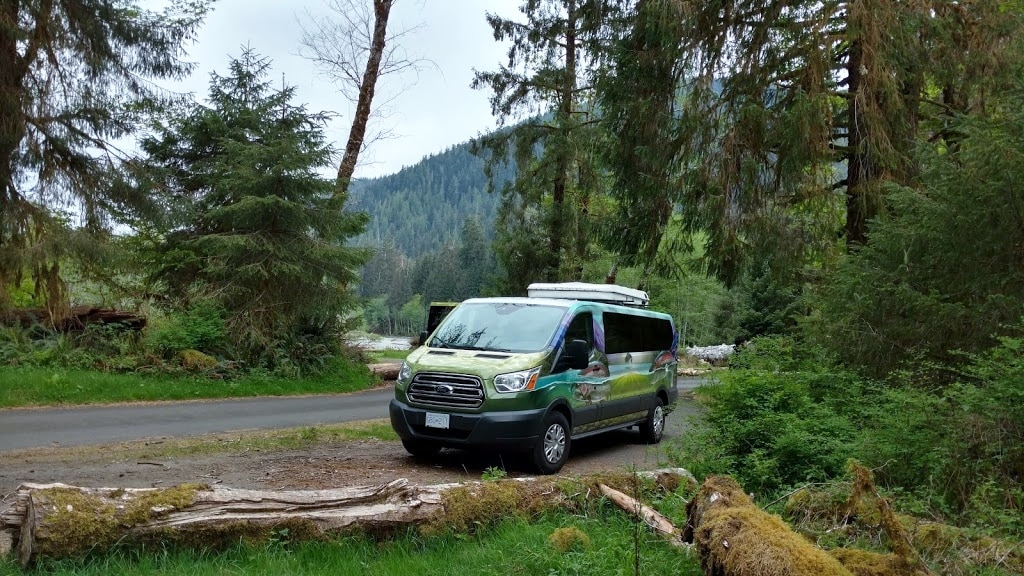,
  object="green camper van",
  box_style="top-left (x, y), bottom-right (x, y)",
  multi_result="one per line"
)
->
top-left (389, 282), bottom-right (679, 474)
